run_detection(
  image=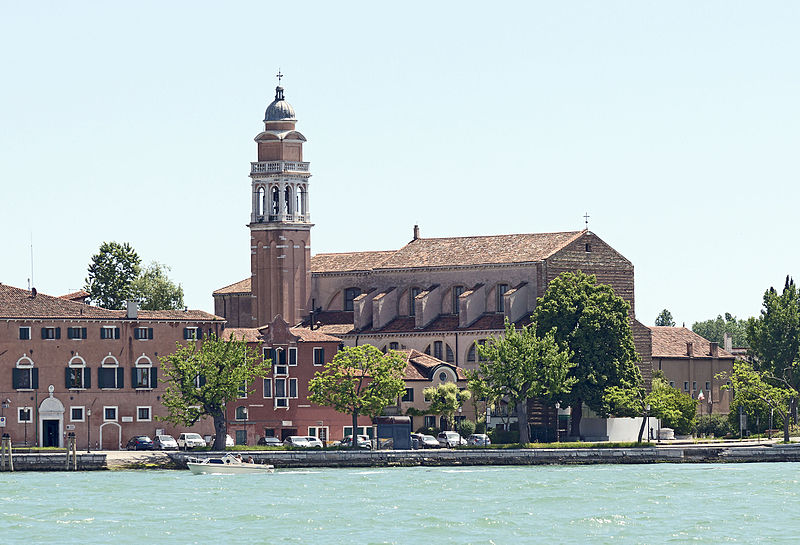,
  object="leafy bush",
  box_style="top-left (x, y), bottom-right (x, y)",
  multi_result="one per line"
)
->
top-left (474, 420), bottom-right (486, 434)
top-left (458, 419), bottom-right (476, 437)
top-left (415, 426), bottom-right (438, 436)
top-left (695, 414), bottom-right (733, 437)
top-left (488, 428), bottom-right (519, 445)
